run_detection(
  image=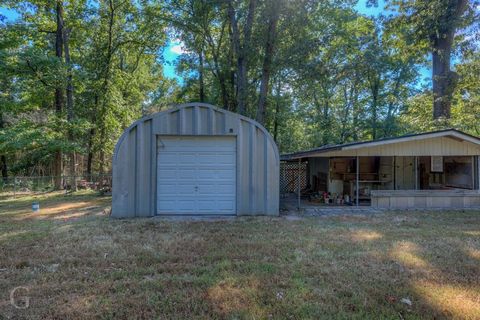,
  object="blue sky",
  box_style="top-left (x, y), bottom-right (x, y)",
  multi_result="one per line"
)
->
top-left (1, 1), bottom-right (430, 85)
top-left (162, 41), bottom-right (184, 83)
top-left (355, 0), bottom-right (386, 16)
top-left (0, 7), bottom-right (19, 20)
